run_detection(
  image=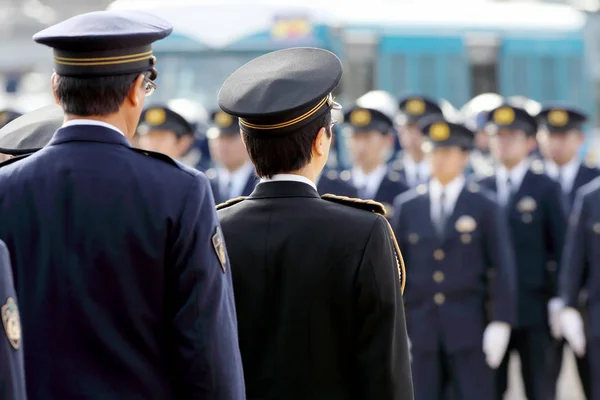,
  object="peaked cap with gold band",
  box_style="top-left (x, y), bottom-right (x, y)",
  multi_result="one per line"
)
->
top-left (344, 106), bottom-right (394, 134)
top-left (418, 114), bottom-right (474, 150)
top-left (207, 110), bottom-right (240, 139)
top-left (217, 47), bottom-right (342, 136)
top-left (485, 104), bottom-right (538, 136)
top-left (535, 105), bottom-right (587, 133)
top-left (398, 95), bottom-right (443, 124)
top-left (33, 11), bottom-right (172, 79)
top-left (137, 106), bottom-right (194, 137)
